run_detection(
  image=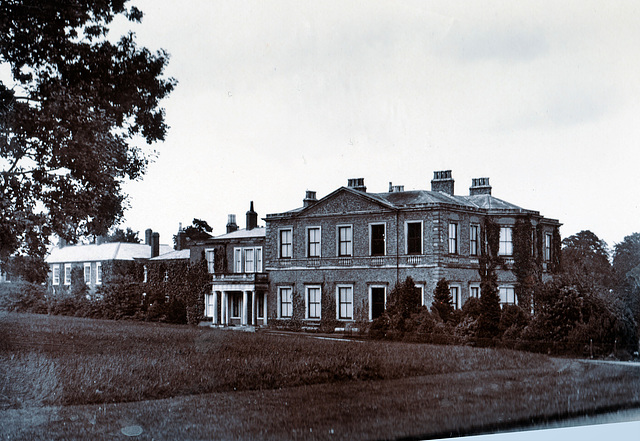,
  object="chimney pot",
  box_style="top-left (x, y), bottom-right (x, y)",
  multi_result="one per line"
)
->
top-left (303, 190), bottom-right (318, 208)
top-left (151, 232), bottom-right (160, 258)
top-left (347, 178), bottom-right (367, 192)
top-left (145, 229), bottom-right (153, 245)
top-left (469, 177), bottom-right (492, 196)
